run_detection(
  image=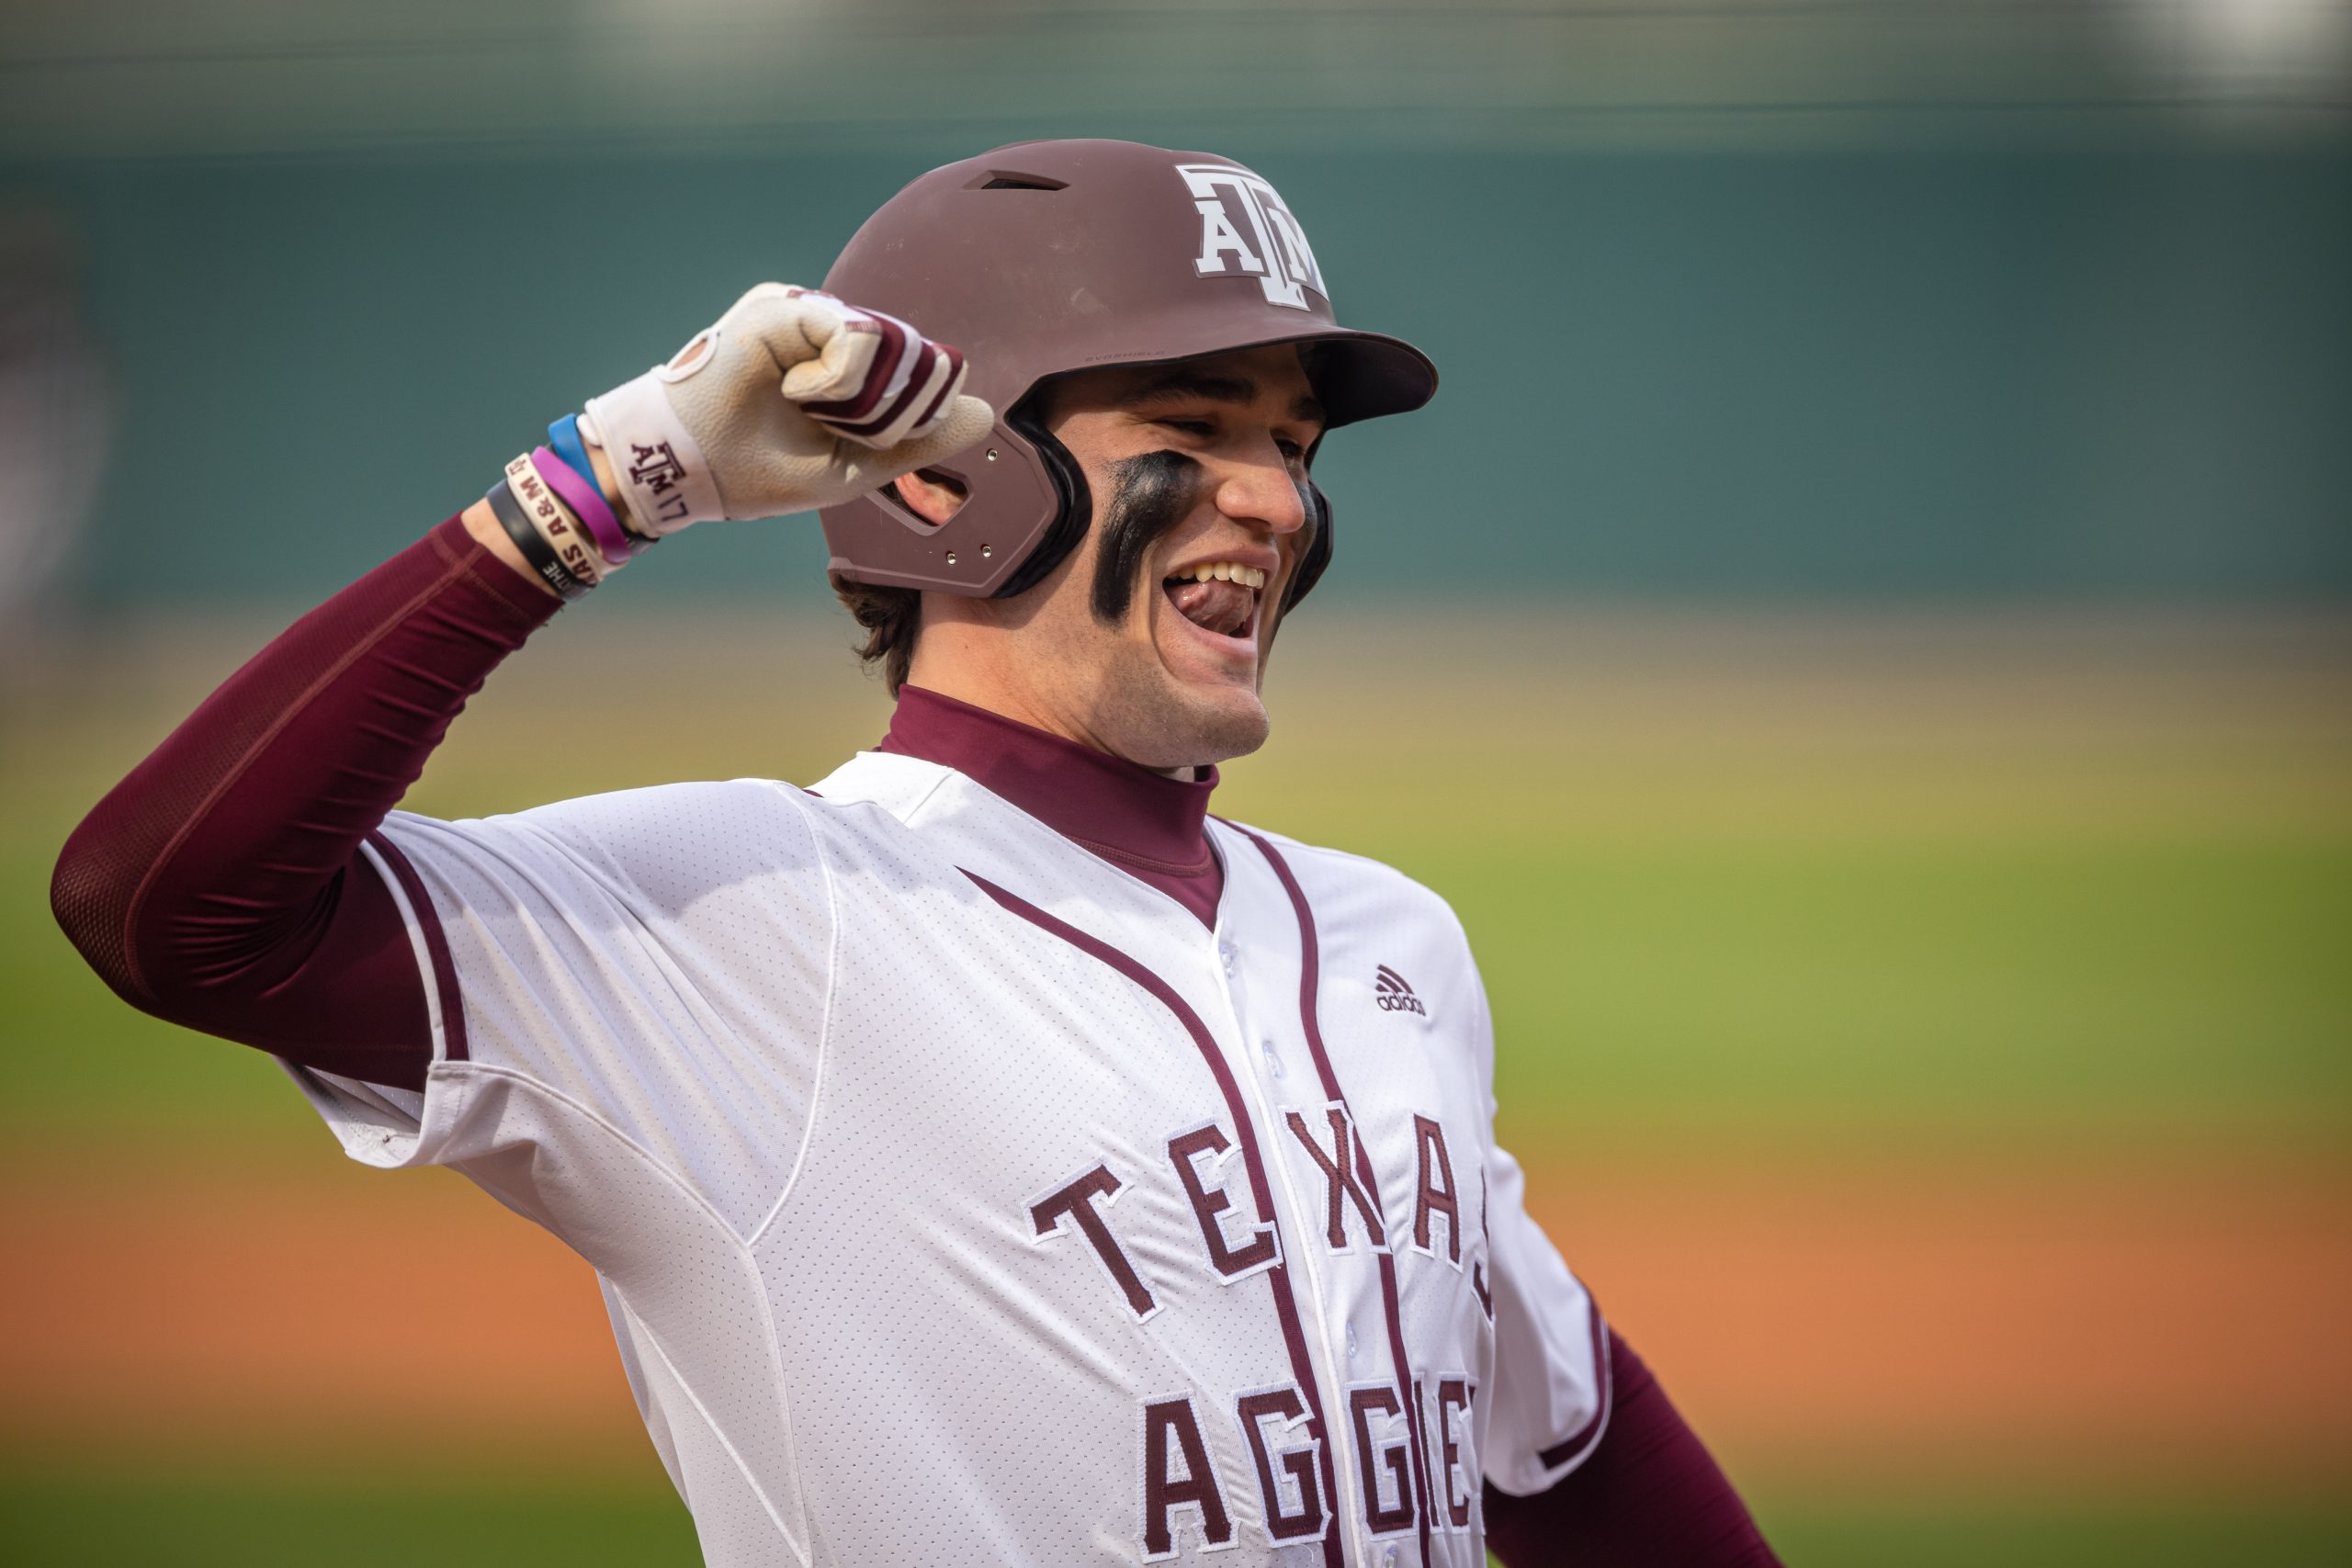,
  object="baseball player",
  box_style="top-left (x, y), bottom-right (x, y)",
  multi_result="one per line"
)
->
top-left (54, 141), bottom-right (1779, 1566)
